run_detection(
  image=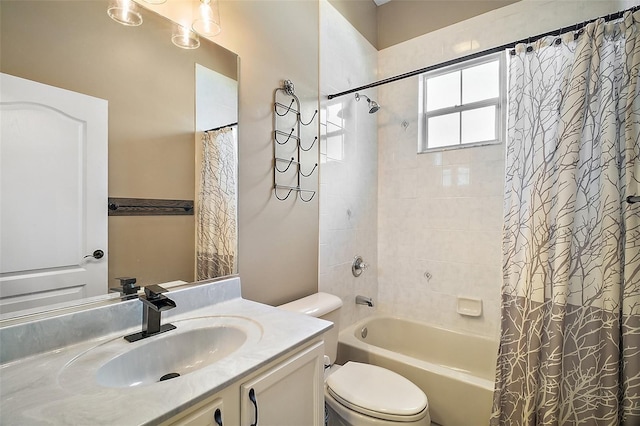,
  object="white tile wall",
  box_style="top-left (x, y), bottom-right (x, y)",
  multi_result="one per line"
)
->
top-left (319, 0), bottom-right (379, 330)
top-left (319, 0), bottom-right (634, 337)
top-left (376, 0), bottom-right (633, 338)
